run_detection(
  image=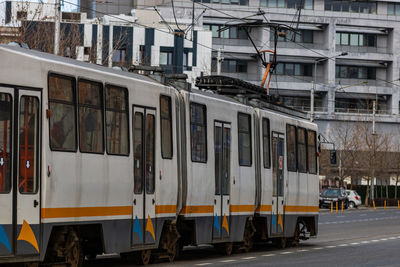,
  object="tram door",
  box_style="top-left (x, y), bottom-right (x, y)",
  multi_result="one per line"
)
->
top-left (132, 106), bottom-right (157, 246)
top-left (213, 122), bottom-right (231, 240)
top-left (271, 132), bottom-right (284, 236)
top-left (0, 88), bottom-right (41, 257)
